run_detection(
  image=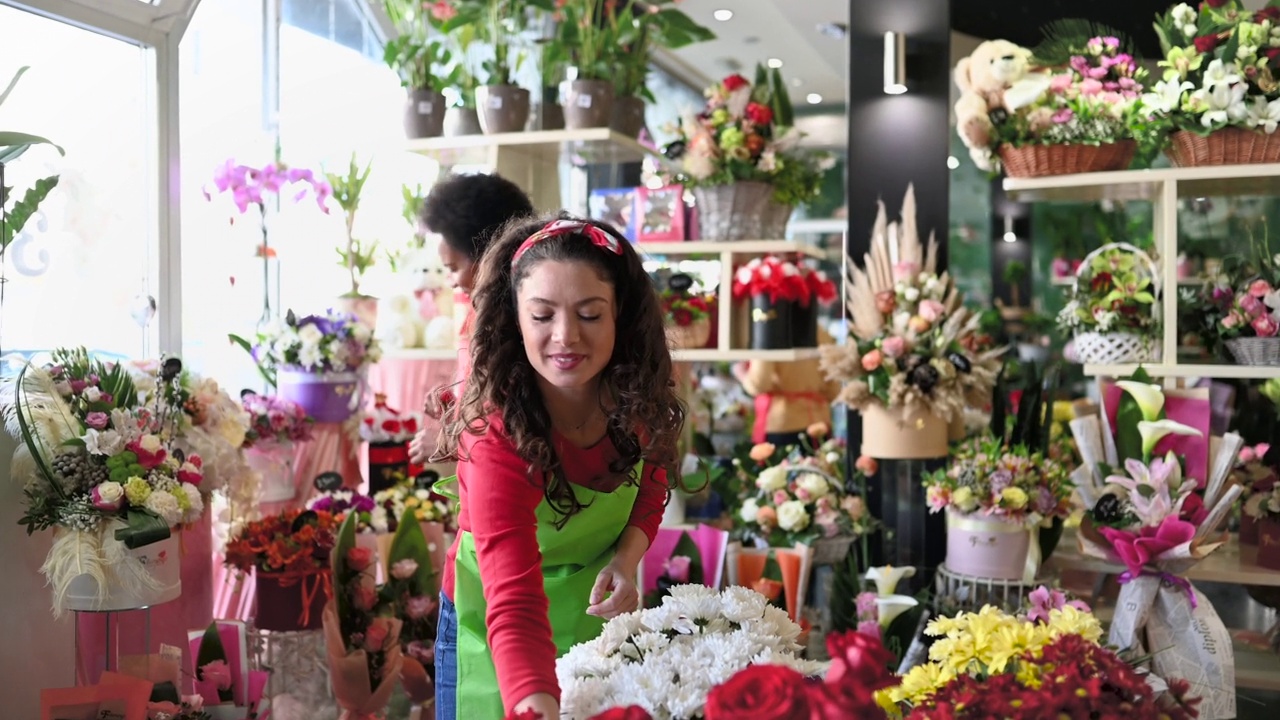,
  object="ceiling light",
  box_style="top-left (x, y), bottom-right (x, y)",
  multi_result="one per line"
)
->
top-left (767, 58), bottom-right (784, 69)
top-left (1003, 231), bottom-right (1018, 243)
top-left (947, 156), bottom-right (960, 170)
top-left (884, 31), bottom-right (907, 94)
top-left (1002, 215), bottom-right (1017, 243)
top-left (806, 93), bottom-right (823, 105)
top-left (713, 9), bottom-right (733, 21)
